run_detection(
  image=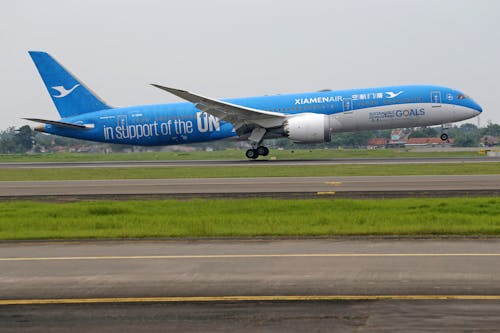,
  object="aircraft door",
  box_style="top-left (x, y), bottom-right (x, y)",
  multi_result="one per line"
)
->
top-left (337, 98), bottom-right (357, 130)
top-left (431, 91), bottom-right (442, 107)
top-left (343, 98), bottom-right (353, 112)
top-left (117, 115), bottom-right (128, 128)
